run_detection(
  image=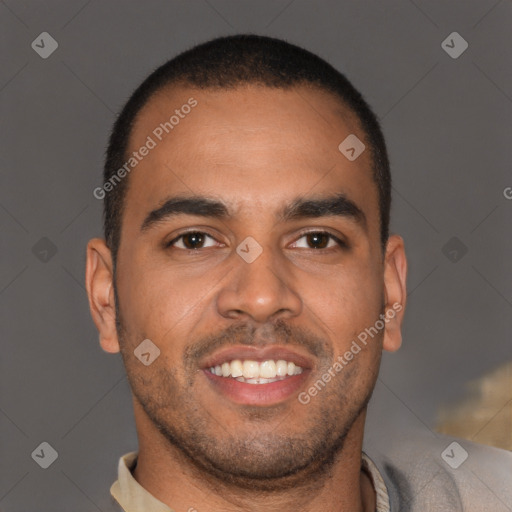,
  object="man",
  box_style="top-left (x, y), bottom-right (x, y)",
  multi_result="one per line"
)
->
top-left (85, 34), bottom-right (511, 511)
